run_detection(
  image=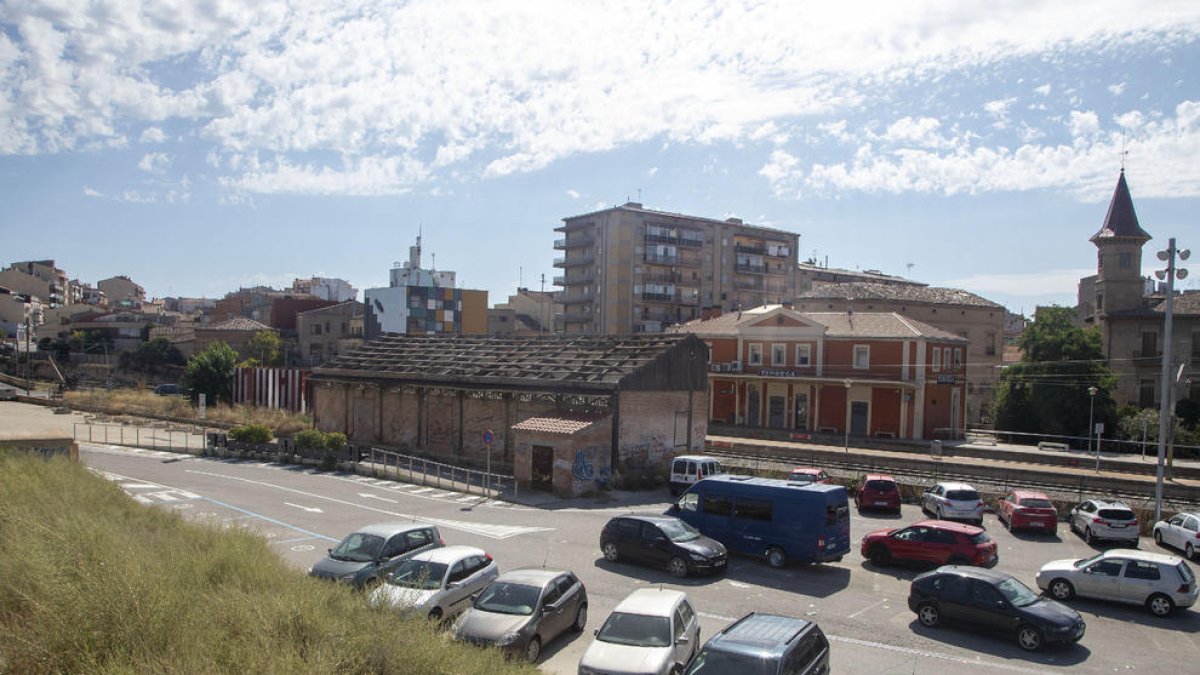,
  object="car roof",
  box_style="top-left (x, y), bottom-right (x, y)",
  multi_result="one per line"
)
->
top-left (927, 565), bottom-right (1015, 584)
top-left (674, 455), bottom-right (719, 462)
top-left (864, 473), bottom-right (895, 481)
top-left (708, 613), bottom-right (813, 658)
top-left (935, 482), bottom-right (976, 491)
top-left (410, 545), bottom-right (487, 564)
top-left (351, 522), bottom-right (435, 537)
top-left (612, 513), bottom-right (683, 526)
top-left (1098, 548), bottom-right (1188, 565)
top-left (493, 568), bottom-right (571, 587)
top-left (612, 588), bottom-right (687, 617)
top-left (1011, 490), bottom-right (1051, 500)
top-left (790, 467), bottom-right (823, 473)
top-left (1082, 498), bottom-right (1131, 508)
top-left (914, 519), bottom-right (984, 534)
